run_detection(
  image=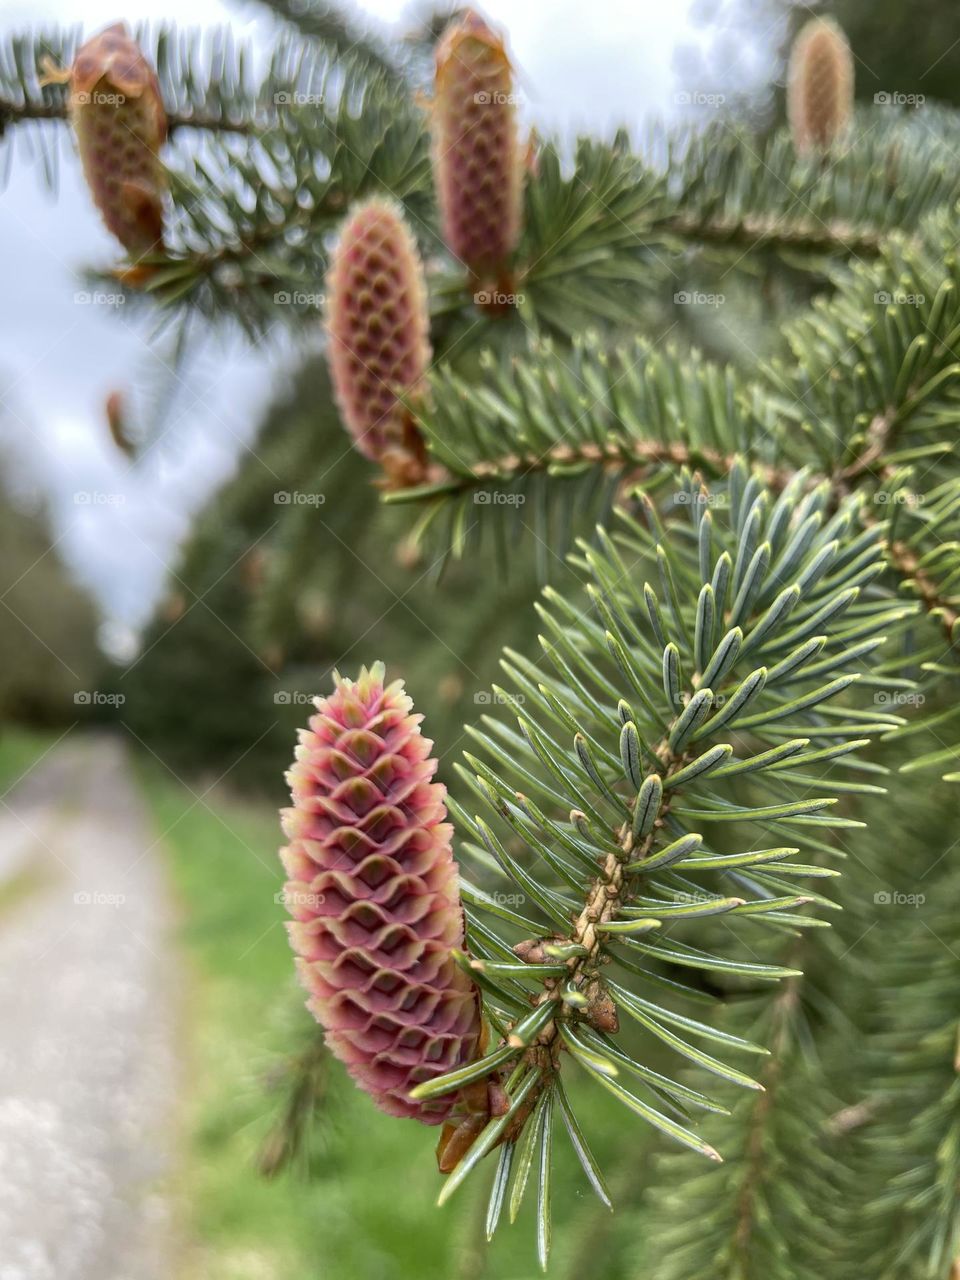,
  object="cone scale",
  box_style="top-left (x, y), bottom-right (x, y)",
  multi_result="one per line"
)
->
top-left (325, 199), bottom-right (432, 485)
top-left (59, 24), bottom-right (168, 257)
top-left (279, 664), bottom-right (483, 1124)
top-left (431, 10), bottom-right (522, 284)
